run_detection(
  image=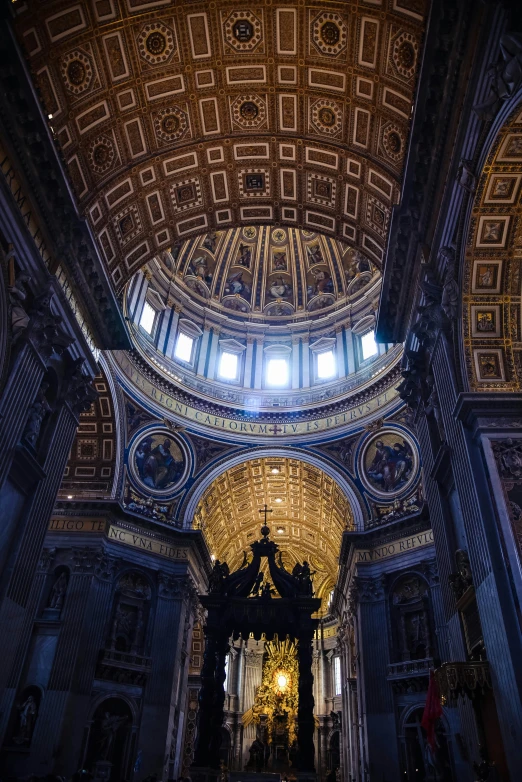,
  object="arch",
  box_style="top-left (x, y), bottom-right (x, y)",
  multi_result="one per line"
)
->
top-left (12, 2), bottom-right (429, 293)
top-left (182, 446), bottom-right (366, 531)
top-left (84, 696), bottom-right (134, 782)
top-left (59, 362), bottom-right (118, 500)
top-left (461, 92), bottom-right (522, 391)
